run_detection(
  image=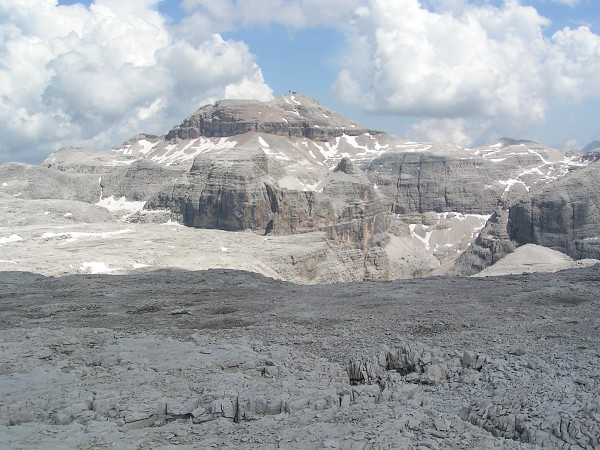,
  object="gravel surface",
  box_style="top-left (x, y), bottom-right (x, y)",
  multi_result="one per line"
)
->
top-left (1, 266), bottom-right (599, 449)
